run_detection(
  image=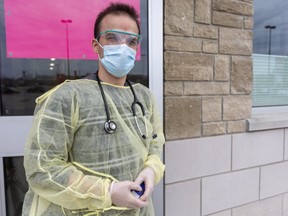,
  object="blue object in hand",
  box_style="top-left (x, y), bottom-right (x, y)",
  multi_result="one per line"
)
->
top-left (131, 182), bottom-right (145, 198)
